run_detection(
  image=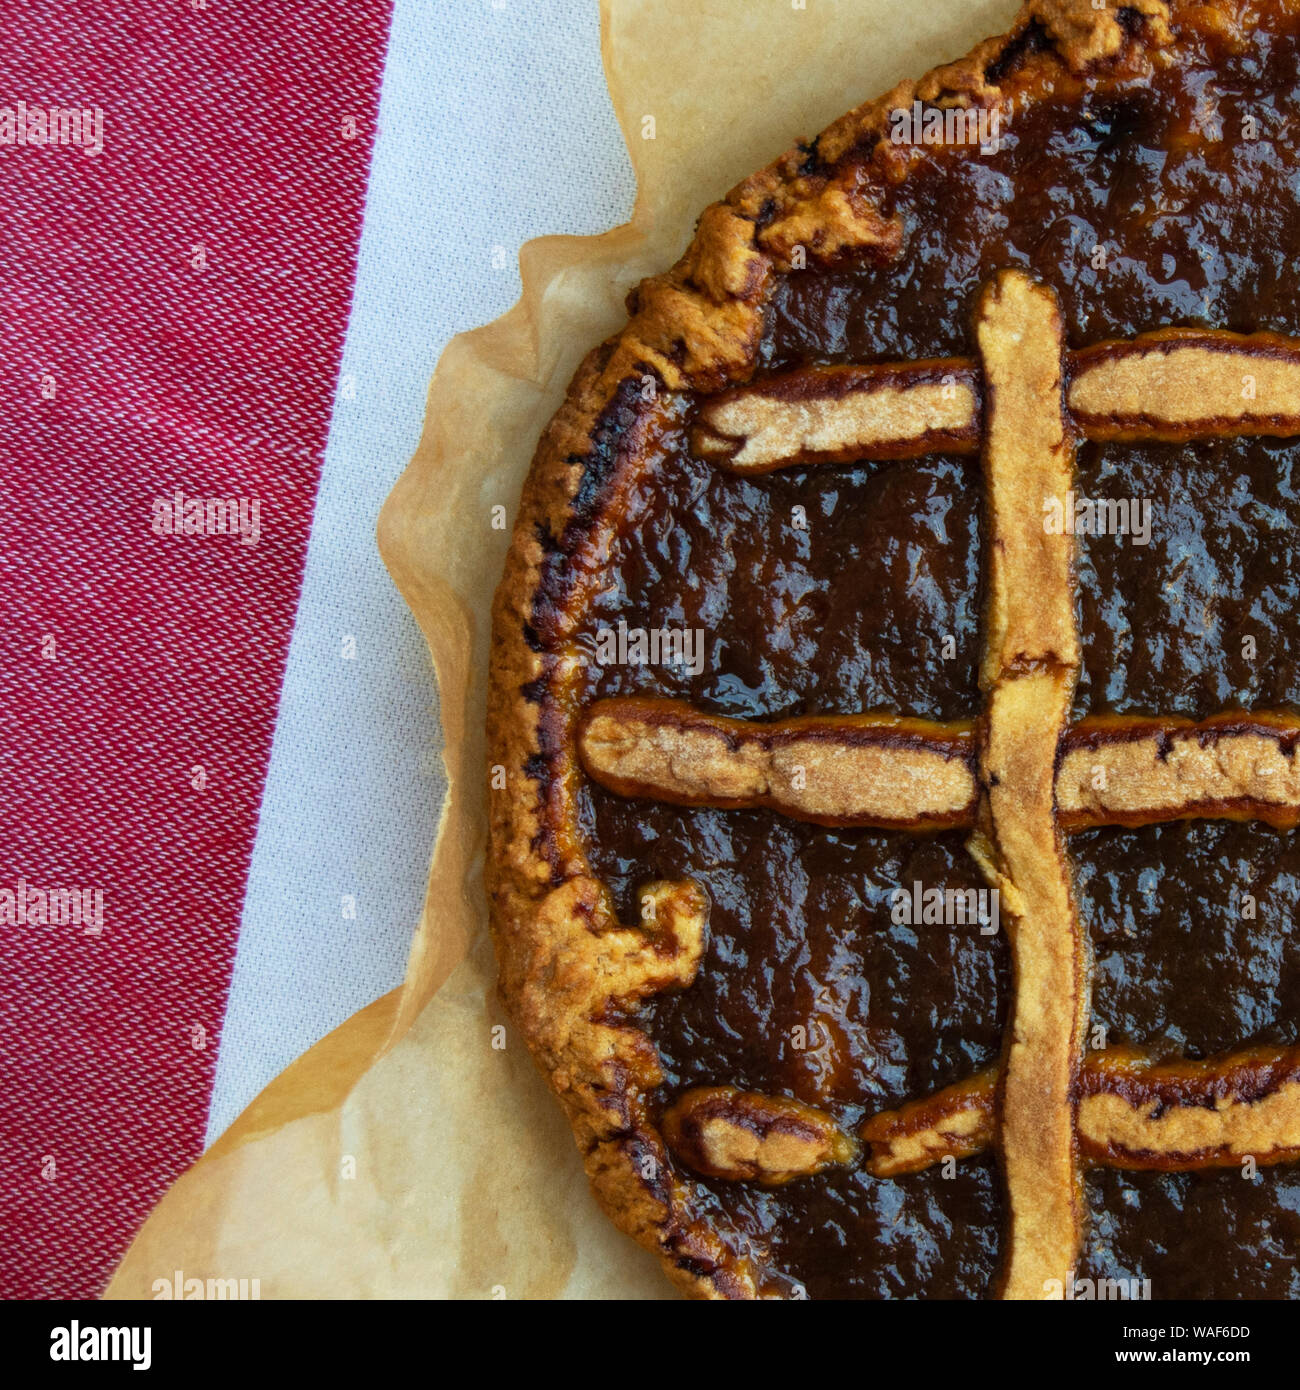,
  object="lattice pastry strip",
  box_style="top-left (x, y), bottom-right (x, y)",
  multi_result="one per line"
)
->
top-left (694, 331), bottom-right (1300, 472)
top-left (580, 266), bottom-right (1300, 1299)
top-left (579, 701), bottom-right (1300, 832)
top-left (966, 271), bottom-right (1083, 1299)
top-left (657, 1045), bottom-right (1300, 1184)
